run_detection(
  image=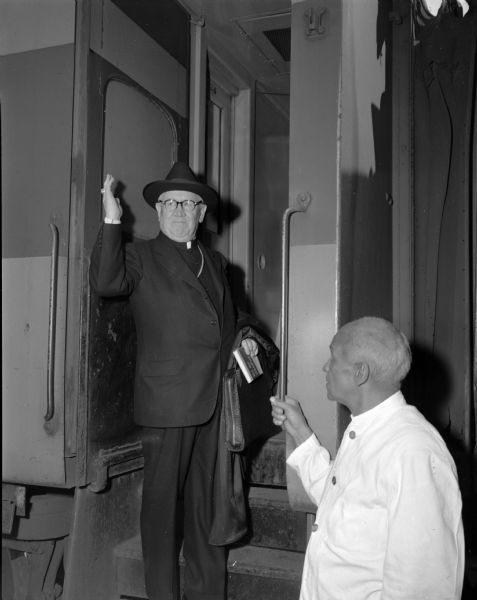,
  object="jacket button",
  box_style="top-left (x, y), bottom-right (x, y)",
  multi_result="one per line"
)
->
top-left (210, 320), bottom-right (217, 325)
top-left (349, 430), bottom-right (356, 439)
top-left (331, 476), bottom-right (336, 485)
top-left (311, 524), bottom-right (318, 532)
